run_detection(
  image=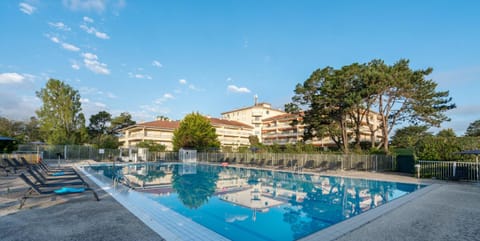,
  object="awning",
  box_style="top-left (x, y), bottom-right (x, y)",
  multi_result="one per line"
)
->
top-left (0, 136), bottom-right (15, 141)
top-left (455, 150), bottom-right (480, 155)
